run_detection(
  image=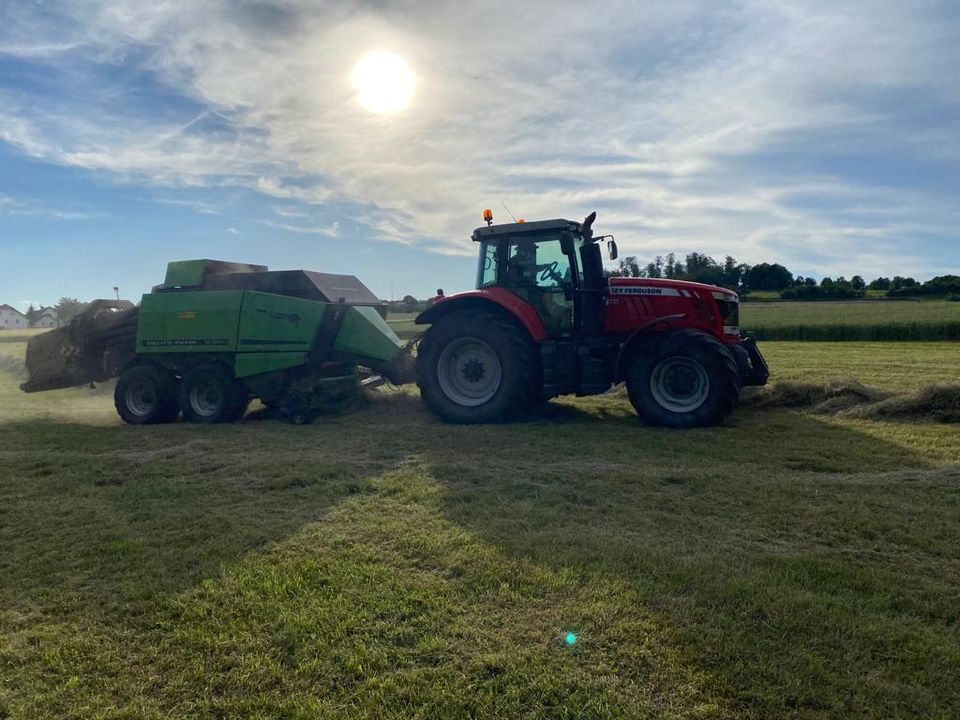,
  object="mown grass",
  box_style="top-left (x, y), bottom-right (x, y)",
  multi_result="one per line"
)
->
top-left (742, 300), bottom-right (960, 341)
top-left (1, 334), bottom-right (959, 718)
